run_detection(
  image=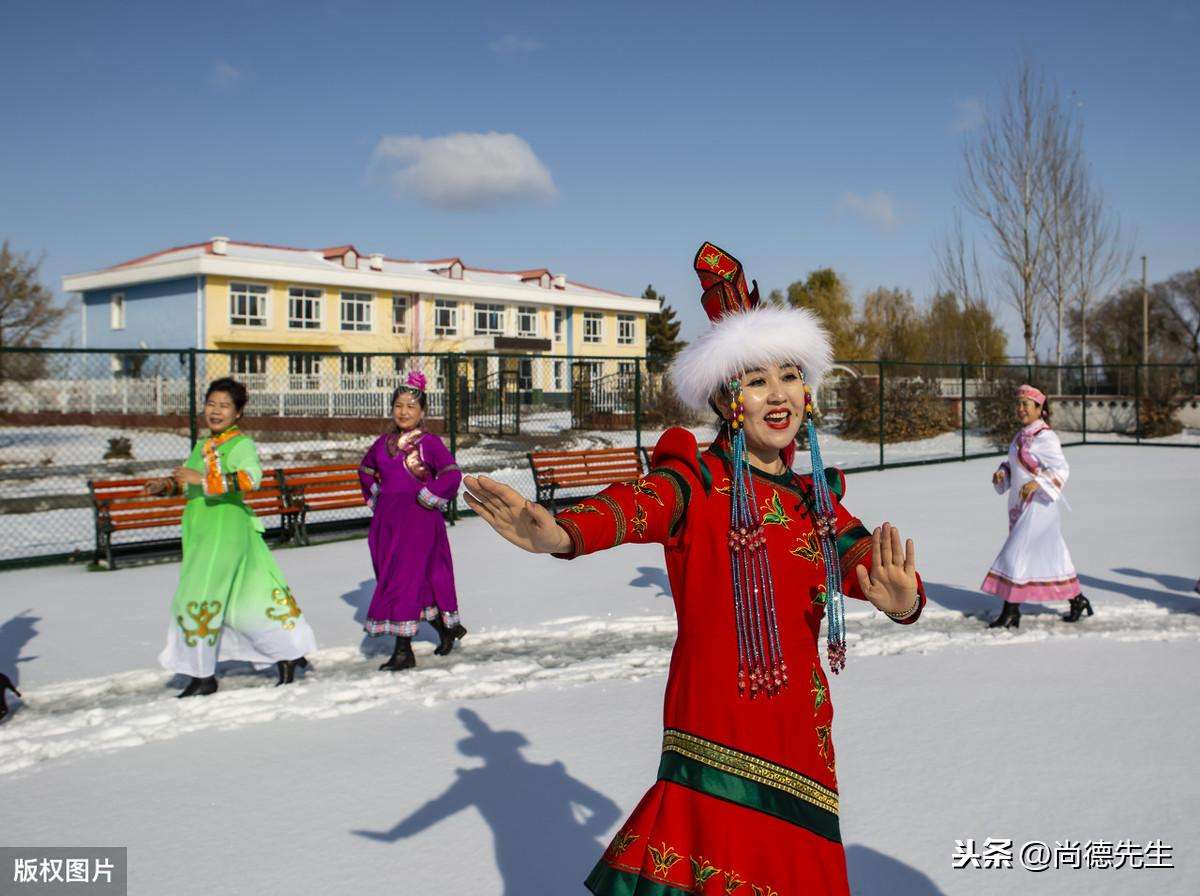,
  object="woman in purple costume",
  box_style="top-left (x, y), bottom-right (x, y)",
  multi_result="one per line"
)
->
top-left (358, 370), bottom-right (466, 671)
